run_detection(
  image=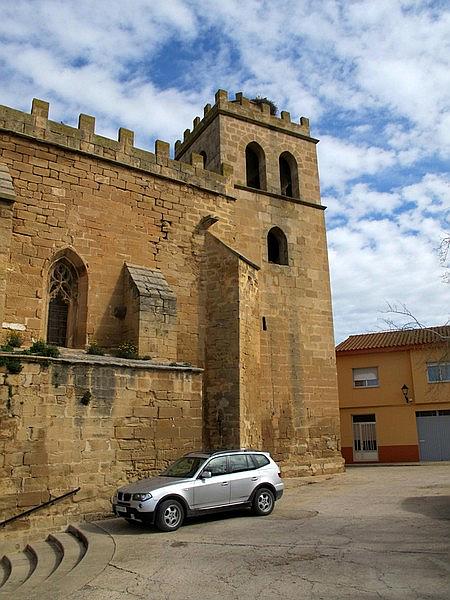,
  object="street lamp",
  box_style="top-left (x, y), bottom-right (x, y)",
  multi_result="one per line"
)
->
top-left (401, 384), bottom-right (411, 403)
